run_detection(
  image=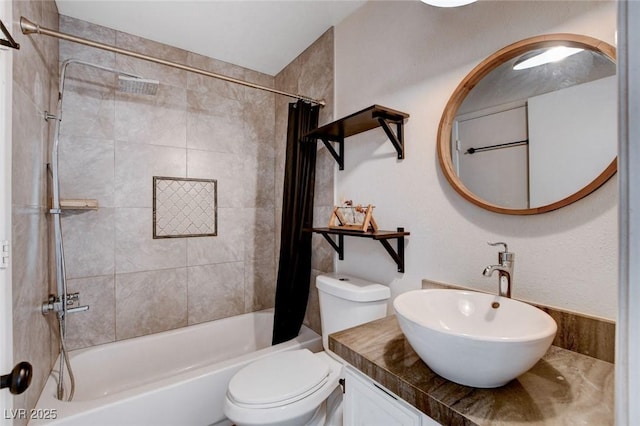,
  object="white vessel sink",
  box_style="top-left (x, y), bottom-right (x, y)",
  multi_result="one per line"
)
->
top-left (393, 289), bottom-right (557, 388)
